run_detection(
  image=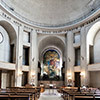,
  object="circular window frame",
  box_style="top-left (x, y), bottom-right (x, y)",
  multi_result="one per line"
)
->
top-left (0, 32), bottom-right (4, 44)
